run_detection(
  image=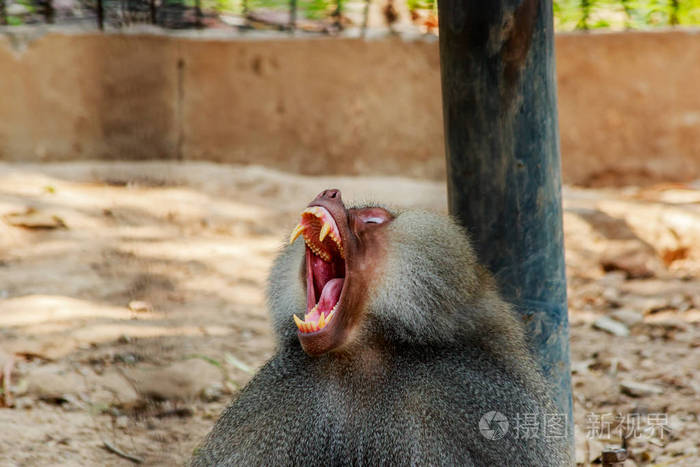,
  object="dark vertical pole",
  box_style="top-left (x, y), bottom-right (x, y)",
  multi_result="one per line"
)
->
top-left (437, 0), bottom-right (573, 456)
top-left (0, 0), bottom-right (6, 26)
top-left (670, 0), bottom-right (680, 26)
top-left (176, 59), bottom-right (185, 161)
top-left (45, 0), bottom-right (55, 23)
top-left (195, 0), bottom-right (203, 28)
top-left (150, 0), bottom-right (157, 24)
top-left (577, 0), bottom-right (590, 30)
top-left (96, 0), bottom-right (104, 29)
top-left (289, 0), bottom-right (297, 32)
top-left (334, 0), bottom-right (343, 30)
